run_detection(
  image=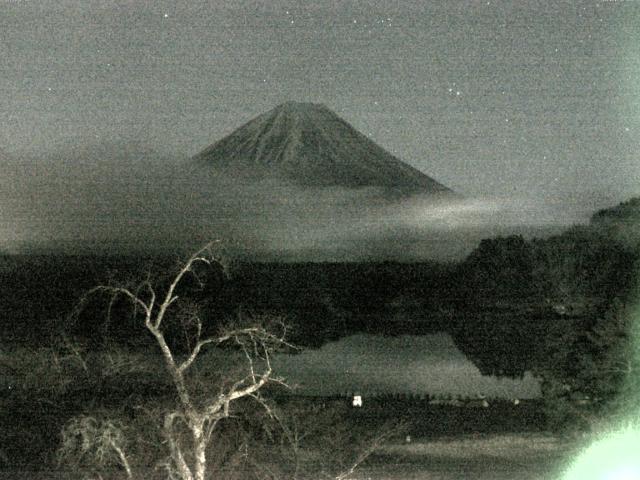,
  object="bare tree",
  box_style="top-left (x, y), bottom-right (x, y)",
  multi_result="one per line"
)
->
top-left (74, 242), bottom-right (291, 480)
top-left (58, 415), bottom-right (133, 479)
